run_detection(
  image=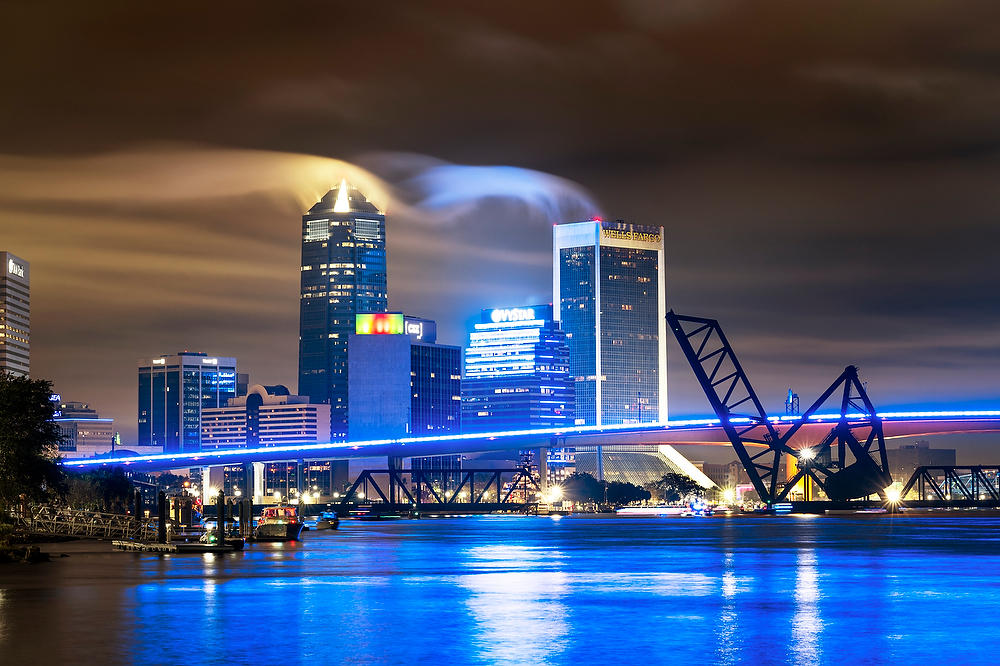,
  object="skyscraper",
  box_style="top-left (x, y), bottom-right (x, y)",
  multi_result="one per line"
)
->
top-left (462, 305), bottom-right (574, 432)
top-left (553, 220), bottom-right (667, 425)
top-left (298, 180), bottom-right (388, 438)
top-left (0, 251), bottom-right (29, 376)
top-left (138, 352), bottom-right (238, 453)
